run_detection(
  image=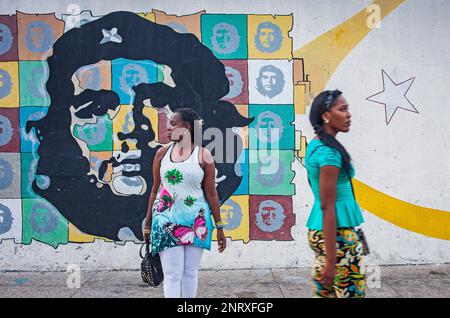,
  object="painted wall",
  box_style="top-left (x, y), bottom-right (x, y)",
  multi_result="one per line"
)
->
top-left (0, 0), bottom-right (449, 271)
